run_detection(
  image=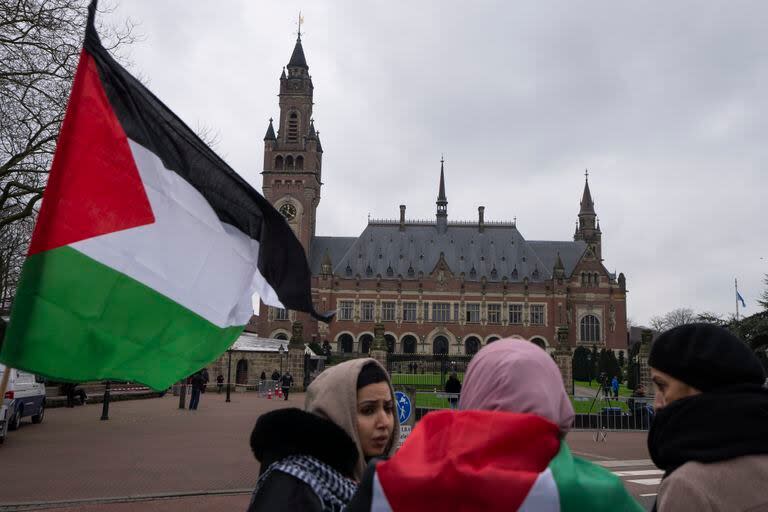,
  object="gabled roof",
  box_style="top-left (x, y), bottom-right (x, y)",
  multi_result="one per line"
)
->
top-left (309, 224), bottom-right (587, 283)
